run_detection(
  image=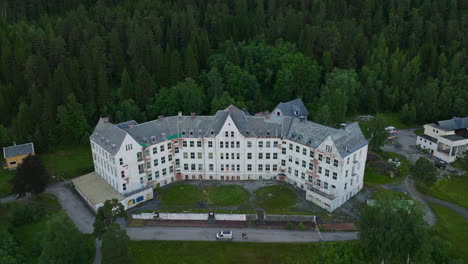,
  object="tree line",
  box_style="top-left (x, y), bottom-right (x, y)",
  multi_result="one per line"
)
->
top-left (0, 0), bottom-right (466, 151)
